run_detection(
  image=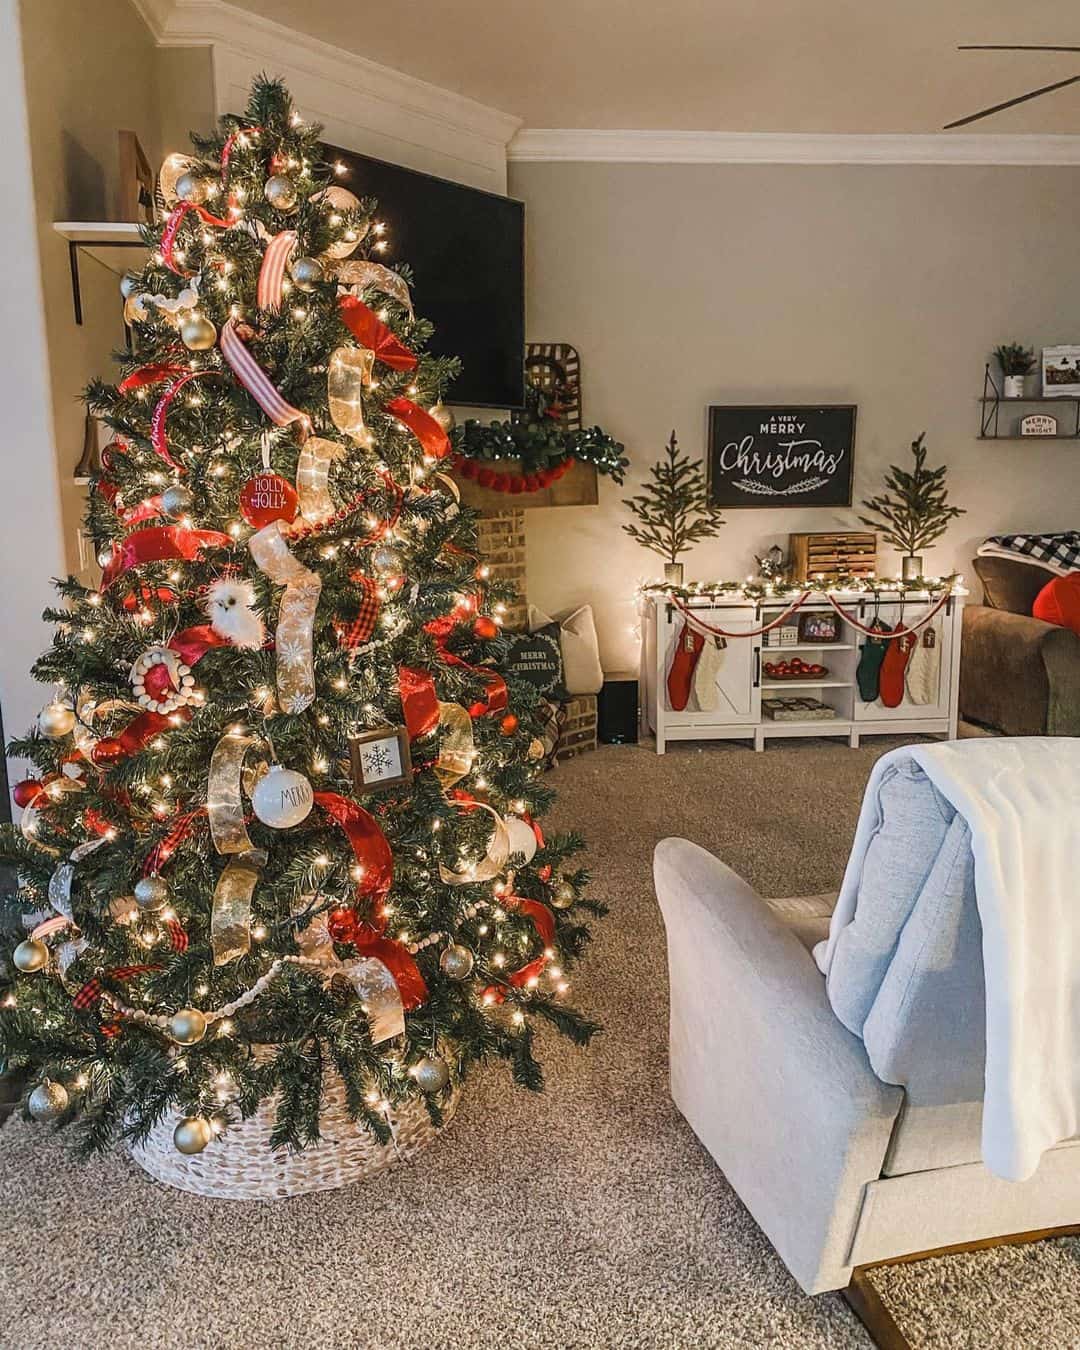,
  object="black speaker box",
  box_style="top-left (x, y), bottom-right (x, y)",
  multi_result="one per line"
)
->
top-left (598, 672), bottom-right (638, 744)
